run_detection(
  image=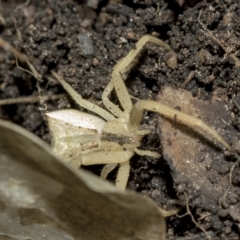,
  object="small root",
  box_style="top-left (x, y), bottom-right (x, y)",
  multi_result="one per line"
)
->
top-left (177, 193), bottom-right (211, 240)
top-left (221, 153), bottom-right (240, 208)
